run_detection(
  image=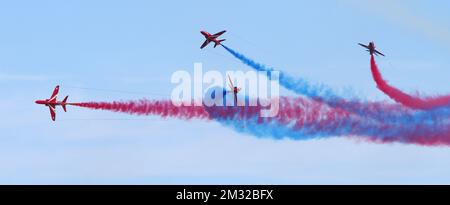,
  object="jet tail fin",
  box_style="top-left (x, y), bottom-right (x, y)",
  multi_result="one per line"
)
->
top-left (62, 95), bottom-right (68, 112)
top-left (214, 39), bottom-right (226, 48)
